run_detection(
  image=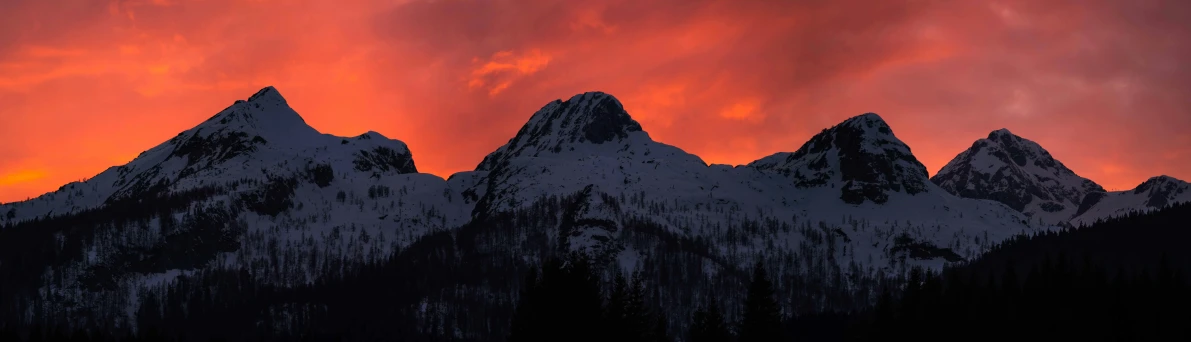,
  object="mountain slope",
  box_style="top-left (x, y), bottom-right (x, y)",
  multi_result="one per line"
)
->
top-left (1070, 175), bottom-right (1191, 226)
top-left (470, 93), bottom-right (1038, 272)
top-left (424, 98), bottom-right (1044, 335)
top-left (0, 86), bottom-right (479, 326)
top-left (1, 89), bottom-right (1048, 336)
top-left (472, 91), bottom-right (710, 216)
top-left (748, 113), bottom-right (930, 205)
top-left (930, 129), bottom-right (1105, 225)
top-left (931, 129), bottom-right (1191, 227)
top-left (2, 87), bottom-right (430, 224)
